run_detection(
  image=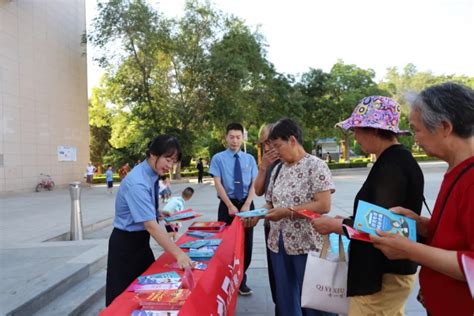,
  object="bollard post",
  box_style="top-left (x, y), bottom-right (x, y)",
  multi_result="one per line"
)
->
top-left (69, 181), bottom-right (84, 240)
